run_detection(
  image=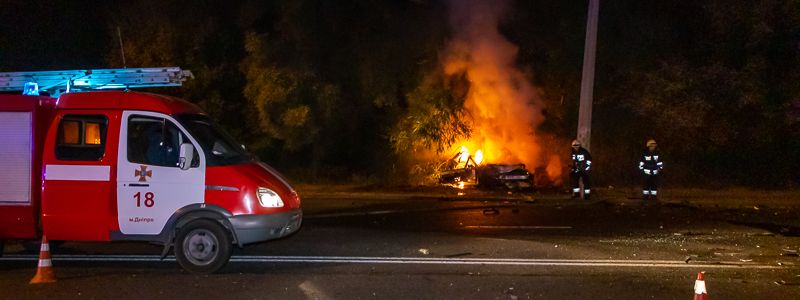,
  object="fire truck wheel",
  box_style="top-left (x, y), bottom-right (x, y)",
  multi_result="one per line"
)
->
top-left (175, 219), bottom-right (232, 274)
